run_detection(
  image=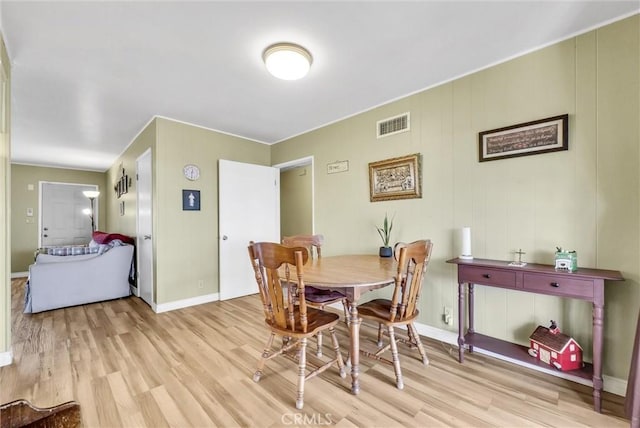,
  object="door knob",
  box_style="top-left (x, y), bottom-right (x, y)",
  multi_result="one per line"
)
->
top-left (222, 235), bottom-right (228, 240)
top-left (43, 234), bottom-right (48, 238)
top-left (43, 227), bottom-right (48, 231)
top-left (143, 235), bottom-right (152, 240)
